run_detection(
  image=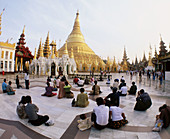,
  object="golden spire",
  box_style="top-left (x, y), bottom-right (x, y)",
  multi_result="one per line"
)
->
top-left (63, 41), bottom-right (68, 55)
top-left (51, 47), bottom-right (55, 59)
top-left (40, 39), bottom-right (44, 57)
top-left (0, 9), bottom-right (5, 36)
top-left (22, 25), bottom-right (25, 34)
top-left (160, 34), bottom-right (162, 41)
top-left (67, 11), bottom-right (85, 43)
top-left (43, 31), bottom-right (50, 58)
top-left (113, 56), bottom-right (116, 65)
top-left (34, 48), bottom-right (36, 59)
top-left (70, 47), bottom-right (74, 58)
